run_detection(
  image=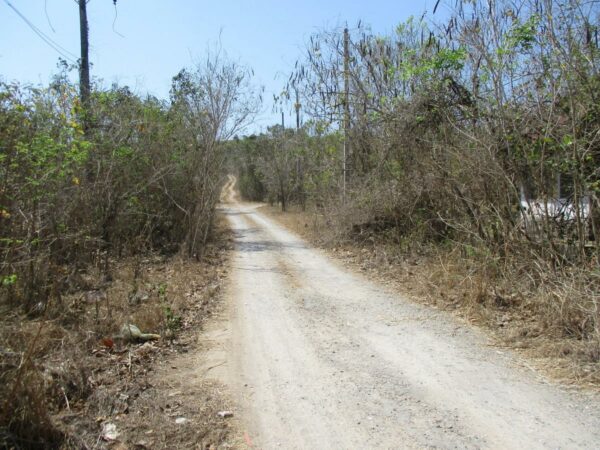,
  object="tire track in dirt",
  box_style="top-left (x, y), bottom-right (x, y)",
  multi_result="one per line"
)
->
top-left (212, 179), bottom-right (600, 449)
